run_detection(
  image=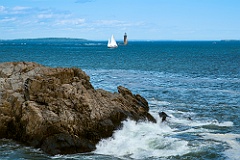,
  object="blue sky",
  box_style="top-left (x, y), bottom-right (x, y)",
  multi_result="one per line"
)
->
top-left (0, 0), bottom-right (240, 40)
